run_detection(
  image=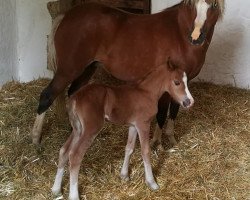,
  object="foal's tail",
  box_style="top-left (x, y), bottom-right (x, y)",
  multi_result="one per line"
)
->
top-left (47, 14), bottom-right (64, 73)
top-left (68, 99), bottom-right (83, 135)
